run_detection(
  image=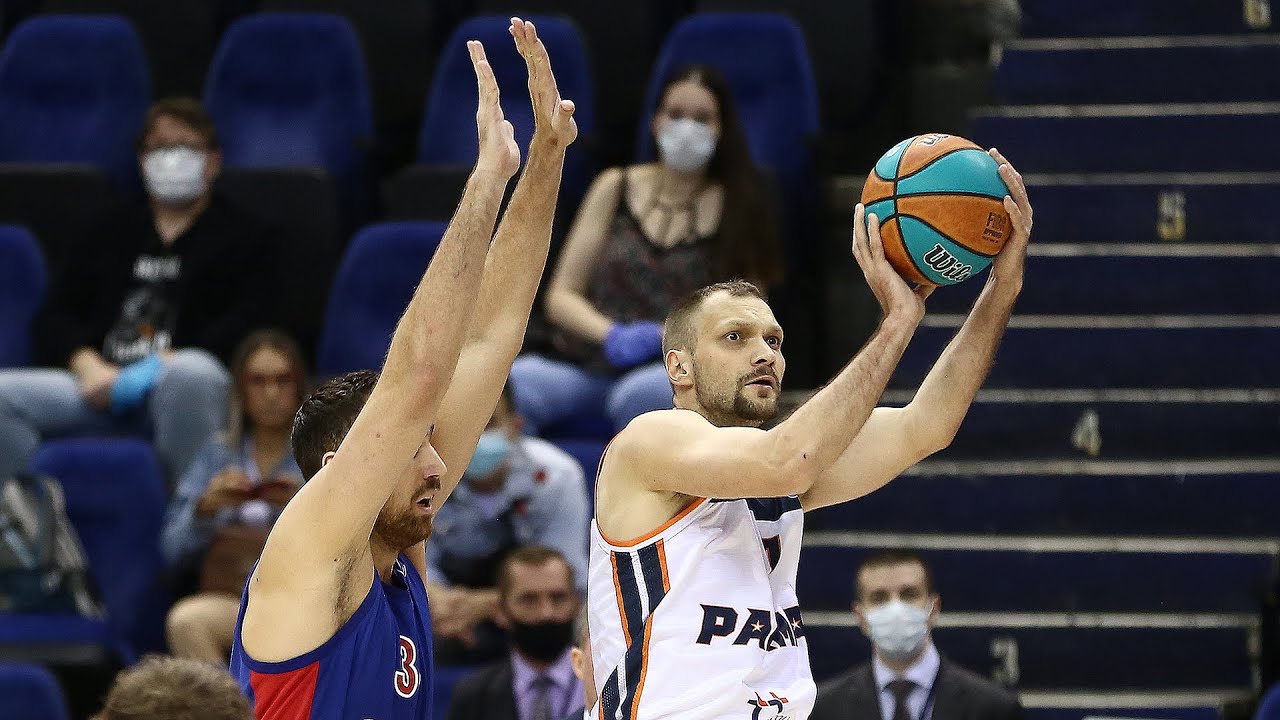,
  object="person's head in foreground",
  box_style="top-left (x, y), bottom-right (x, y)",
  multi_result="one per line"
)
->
top-left (496, 545), bottom-right (582, 667)
top-left (663, 280), bottom-right (784, 428)
top-left (93, 654), bottom-right (253, 720)
top-left (853, 549), bottom-right (941, 669)
top-left (291, 370), bottom-right (444, 552)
